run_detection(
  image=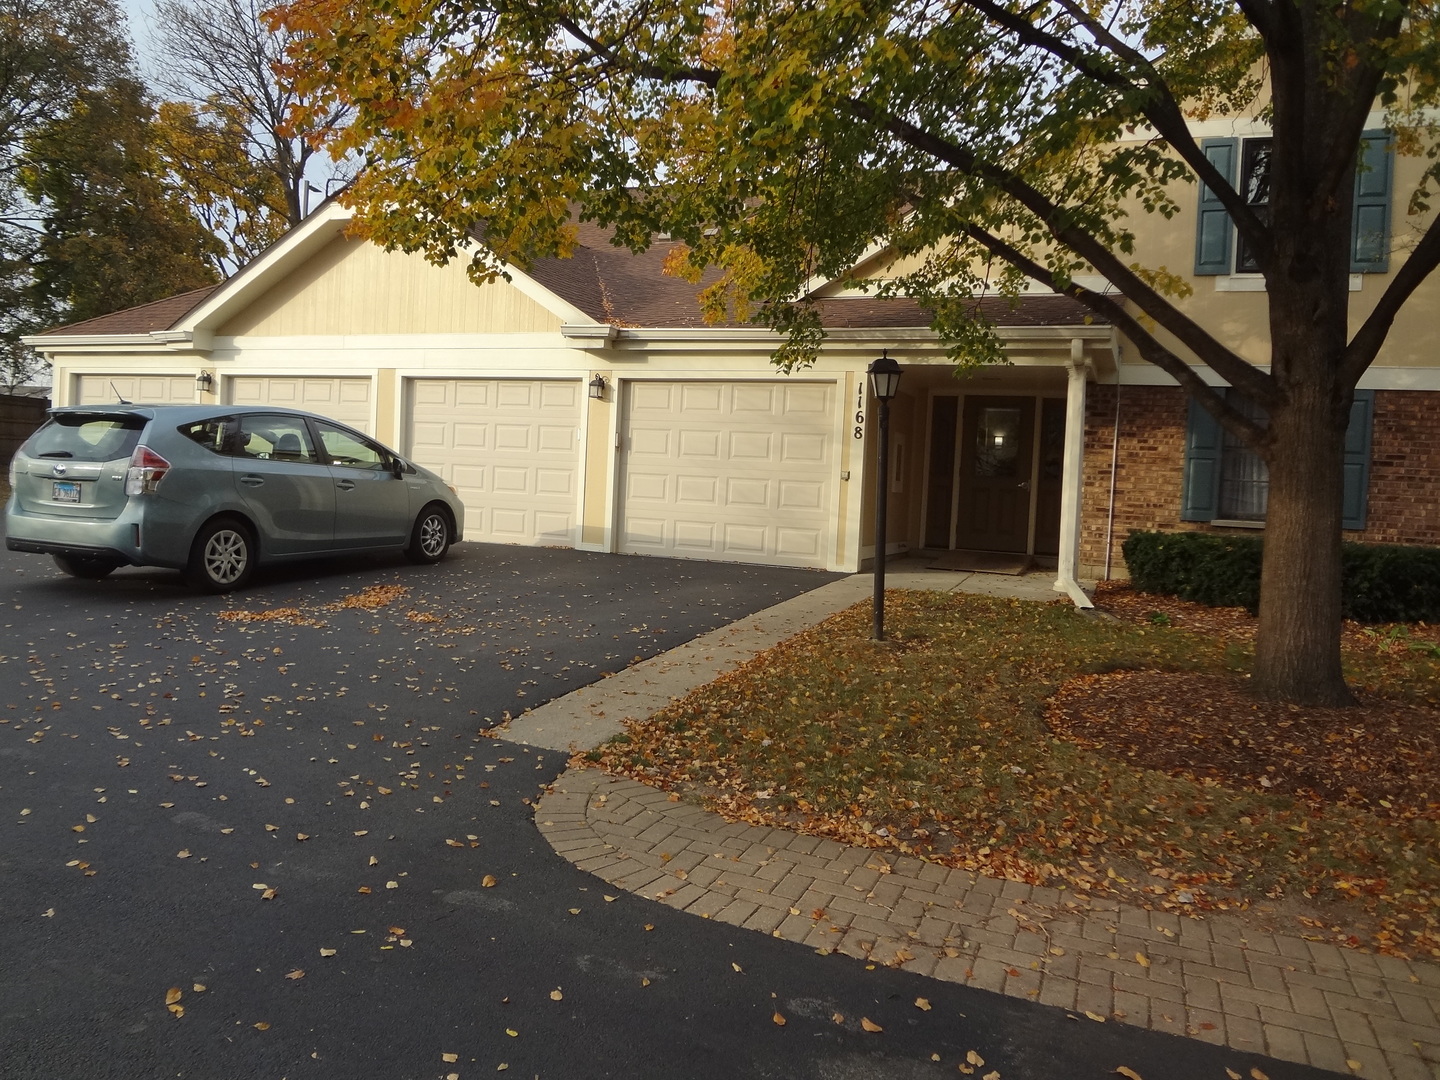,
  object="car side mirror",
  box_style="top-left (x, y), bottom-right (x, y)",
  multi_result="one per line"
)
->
top-left (390, 458), bottom-right (405, 479)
